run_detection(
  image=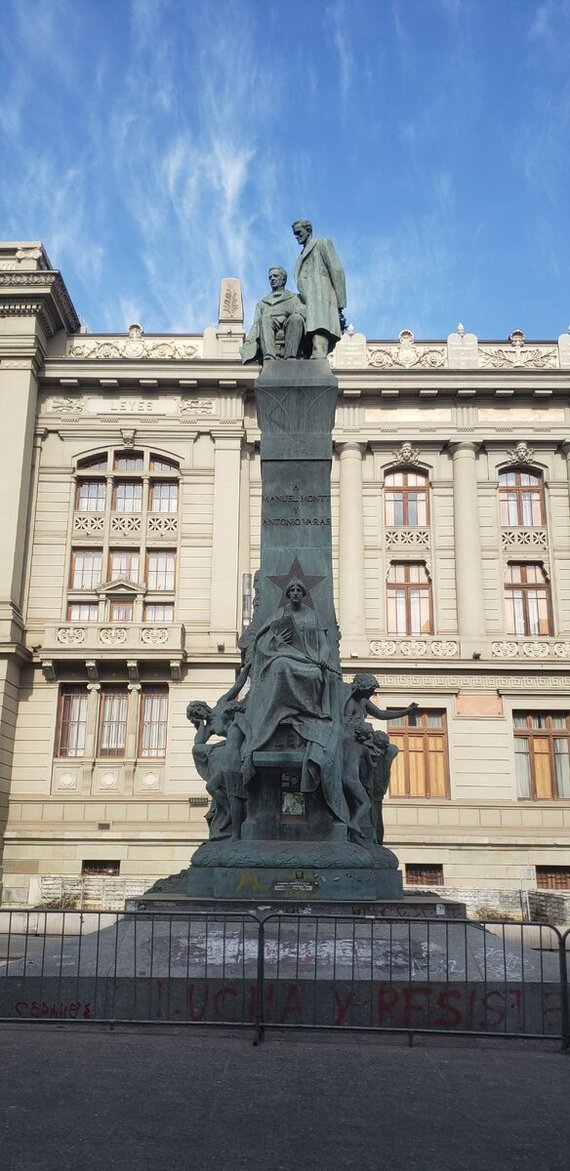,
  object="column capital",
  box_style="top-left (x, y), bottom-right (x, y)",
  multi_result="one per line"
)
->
top-left (448, 440), bottom-right (482, 457)
top-left (336, 439), bottom-right (367, 456)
